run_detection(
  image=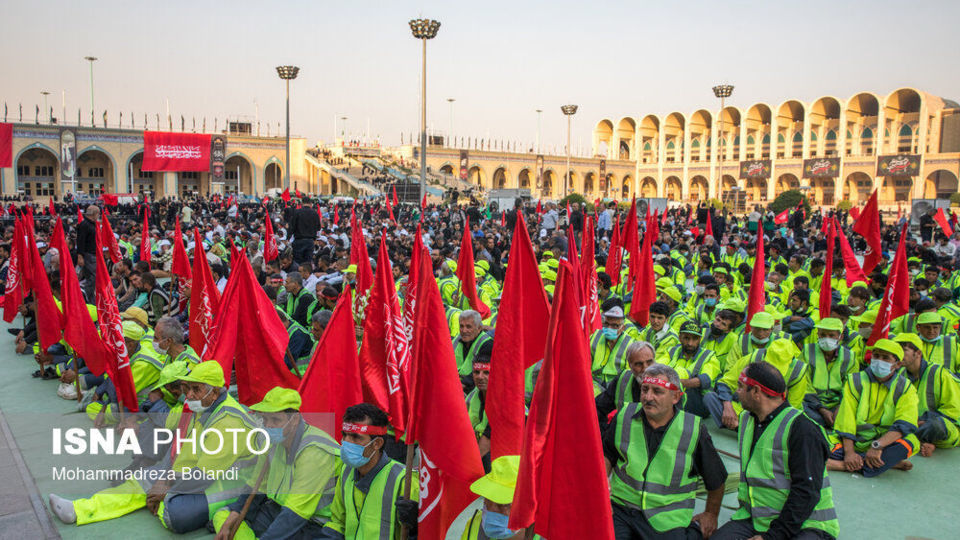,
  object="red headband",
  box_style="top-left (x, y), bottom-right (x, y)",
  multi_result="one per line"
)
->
top-left (739, 373), bottom-right (787, 399)
top-left (473, 362), bottom-right (491, 371)
top-left (641, 376), bottom-right (682, 393)
top-left (342, 422), bottom-right (388, 436)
